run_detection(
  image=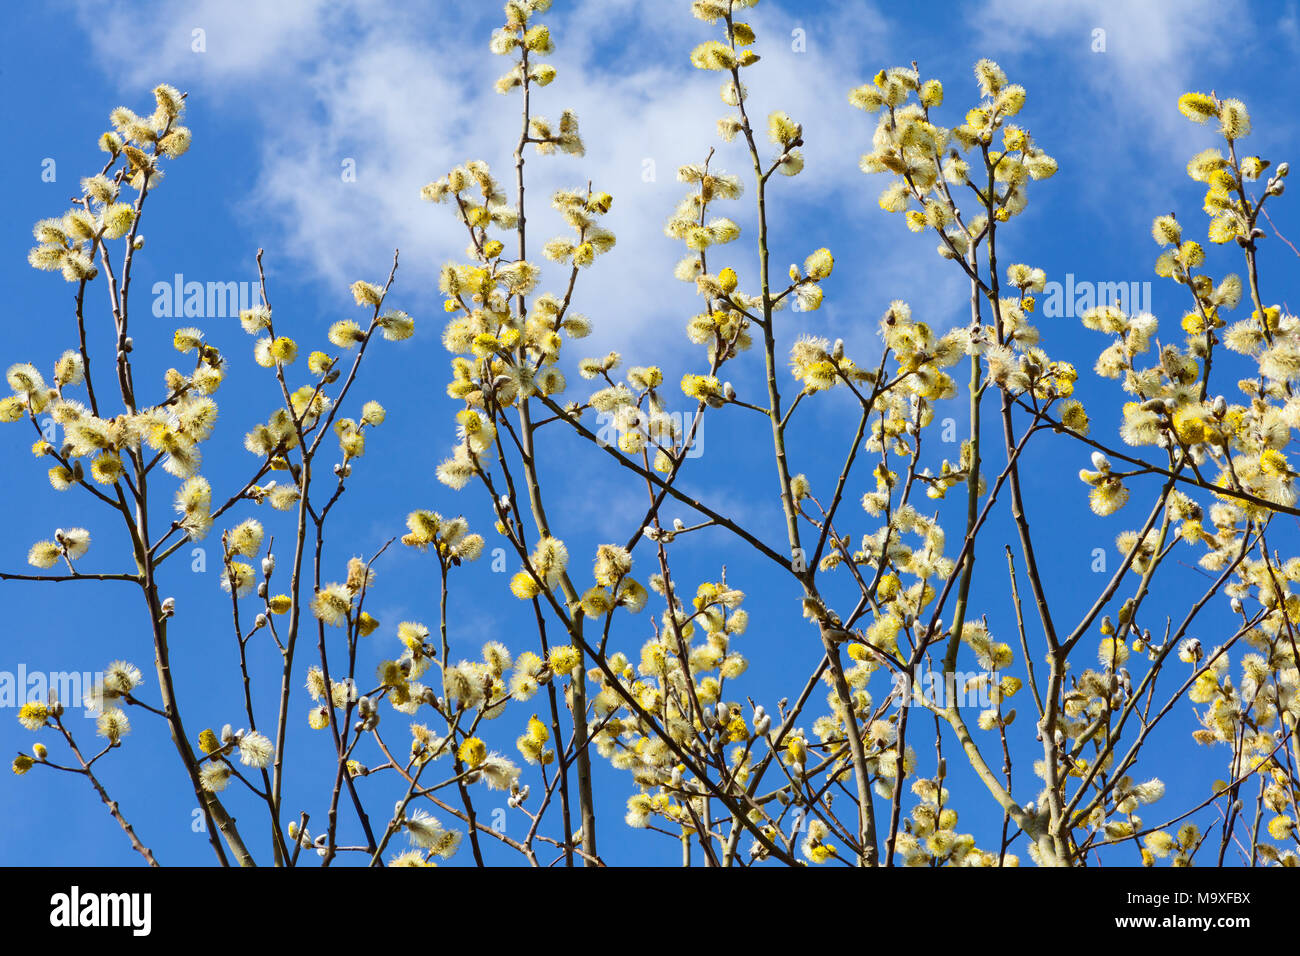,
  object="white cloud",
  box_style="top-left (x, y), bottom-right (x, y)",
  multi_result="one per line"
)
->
top-left (75, 0), bottom-right (1223, 367)
top-left (70, 0), bottom-right (945, 359)
top-left (972, 0), bottom-right (1253, 164)
top-left (75, 0), bottom-right (337, 86)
